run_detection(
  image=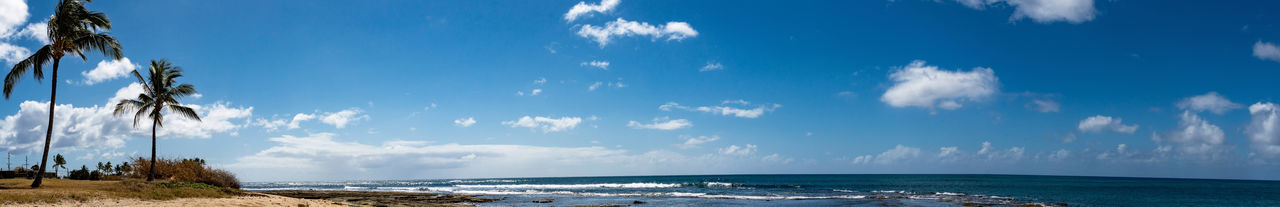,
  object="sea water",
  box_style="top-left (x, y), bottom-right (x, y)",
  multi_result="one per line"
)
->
top-left (243, 174), bottom-right (1280, 206)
